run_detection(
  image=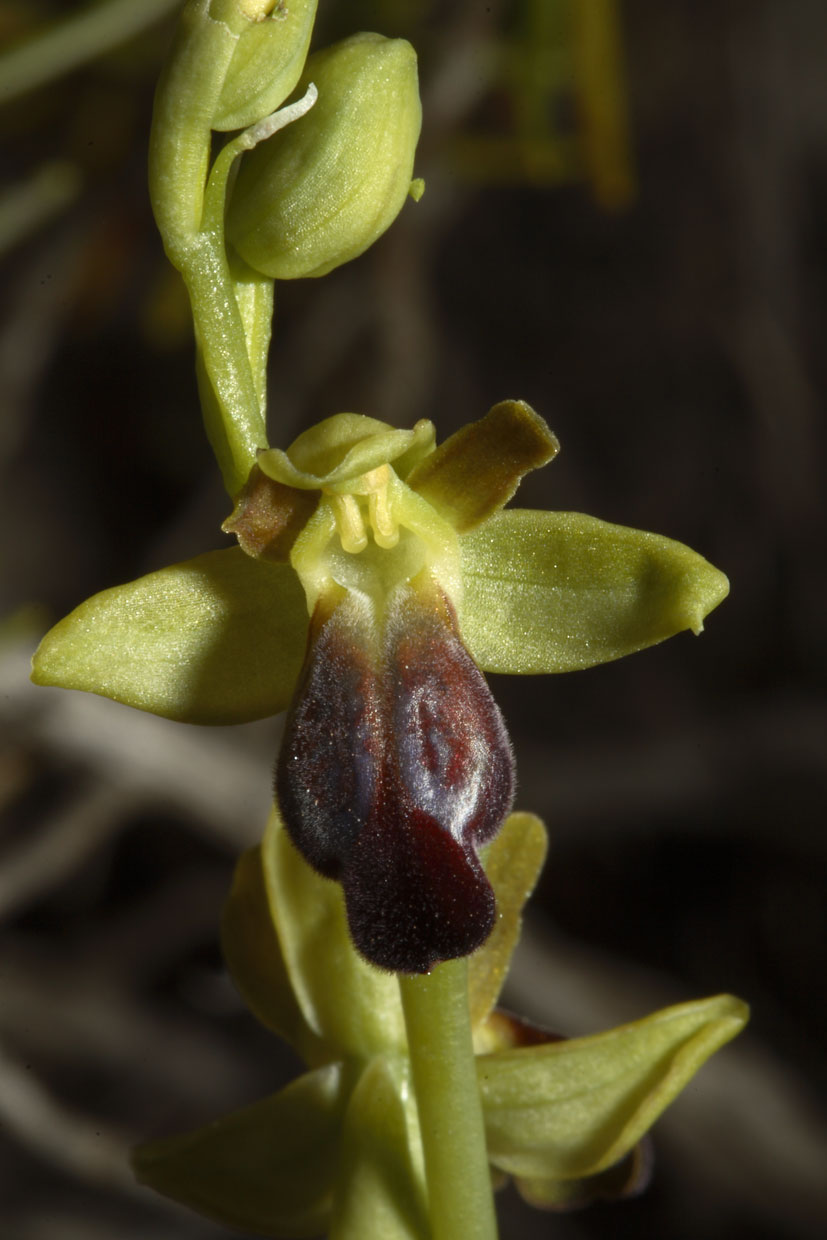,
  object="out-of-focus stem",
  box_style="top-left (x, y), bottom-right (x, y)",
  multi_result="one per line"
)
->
top-left (0, 0), bottom-right (179, 107)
